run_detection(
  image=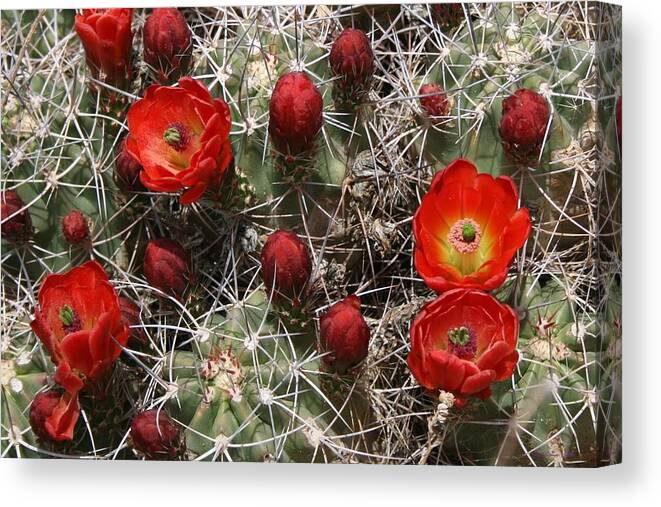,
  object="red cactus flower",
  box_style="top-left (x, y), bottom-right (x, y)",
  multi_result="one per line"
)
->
top-left (268, 72), bottom-right (323, 157)
top-left (115, 137), bottom-right (143, 191)
top-left (329, 28), bottom-right (374, 99)
top-left (29, 390), bottom-right (79, 443)
top-left (62, 211), bottom-right (89, 245)
top-left (413, 159), bottom-right (531, 292)
top-left (499, 88), bottom-right (550, 164)
top-left (261, 230), bottom-right (311, 301)
top-left (144, 239), bottom-right (191, 298)
top-left (143, 8), bottom-right (192, 83)
top-left (319, 295), bottom-right (370, 373)
top-left (74, 9), bottom-right (134, 90)
top-left (30, 261), bottom-right (129, 441)
top-left (119, 296), bottom-right (148, 346)
top-left (1, 190), bottom-right (32, 243)
top-left (419, 84), bottom-right (450, 119)
top-left (126, 77), bottom-right (233, 205)
top-left (408, 289), bottom-right (519, 403)
top-left (130, 409), bottom-right (182, 460)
